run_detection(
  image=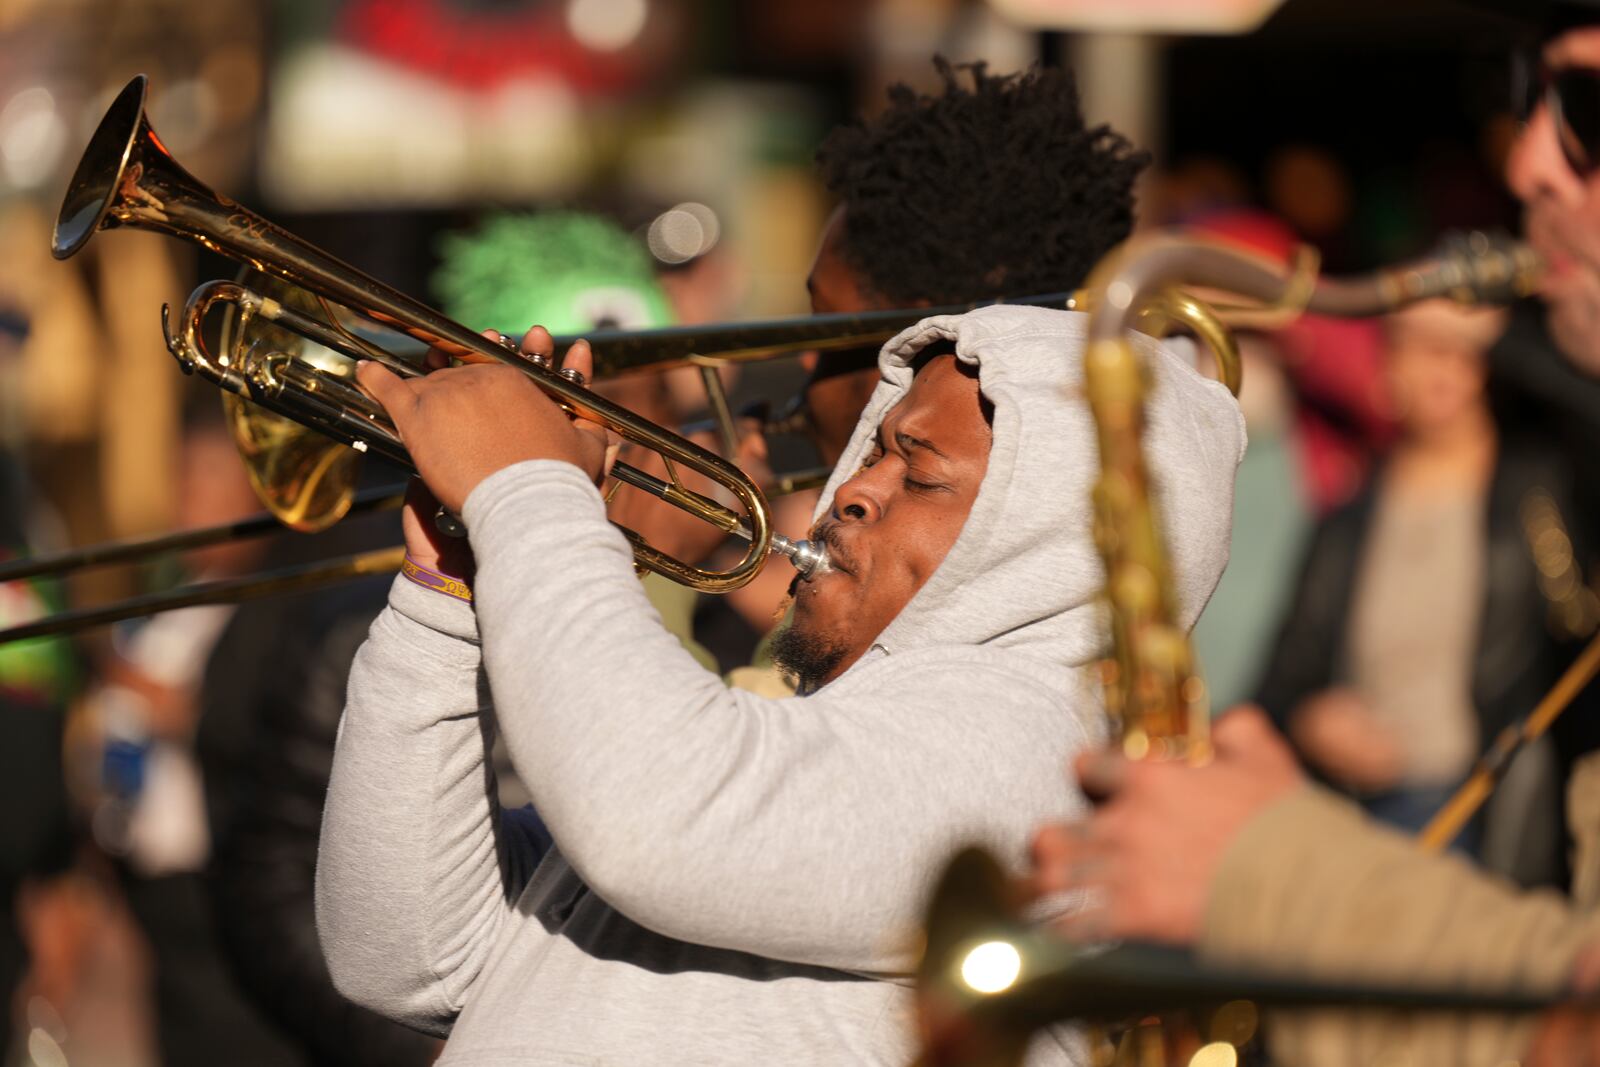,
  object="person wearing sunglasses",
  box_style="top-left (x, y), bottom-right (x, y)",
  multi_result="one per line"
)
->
top-left (1514, 13), bottom-right (1600, 377)
top-left (1030, 2), bottom-right (1600, 1065)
